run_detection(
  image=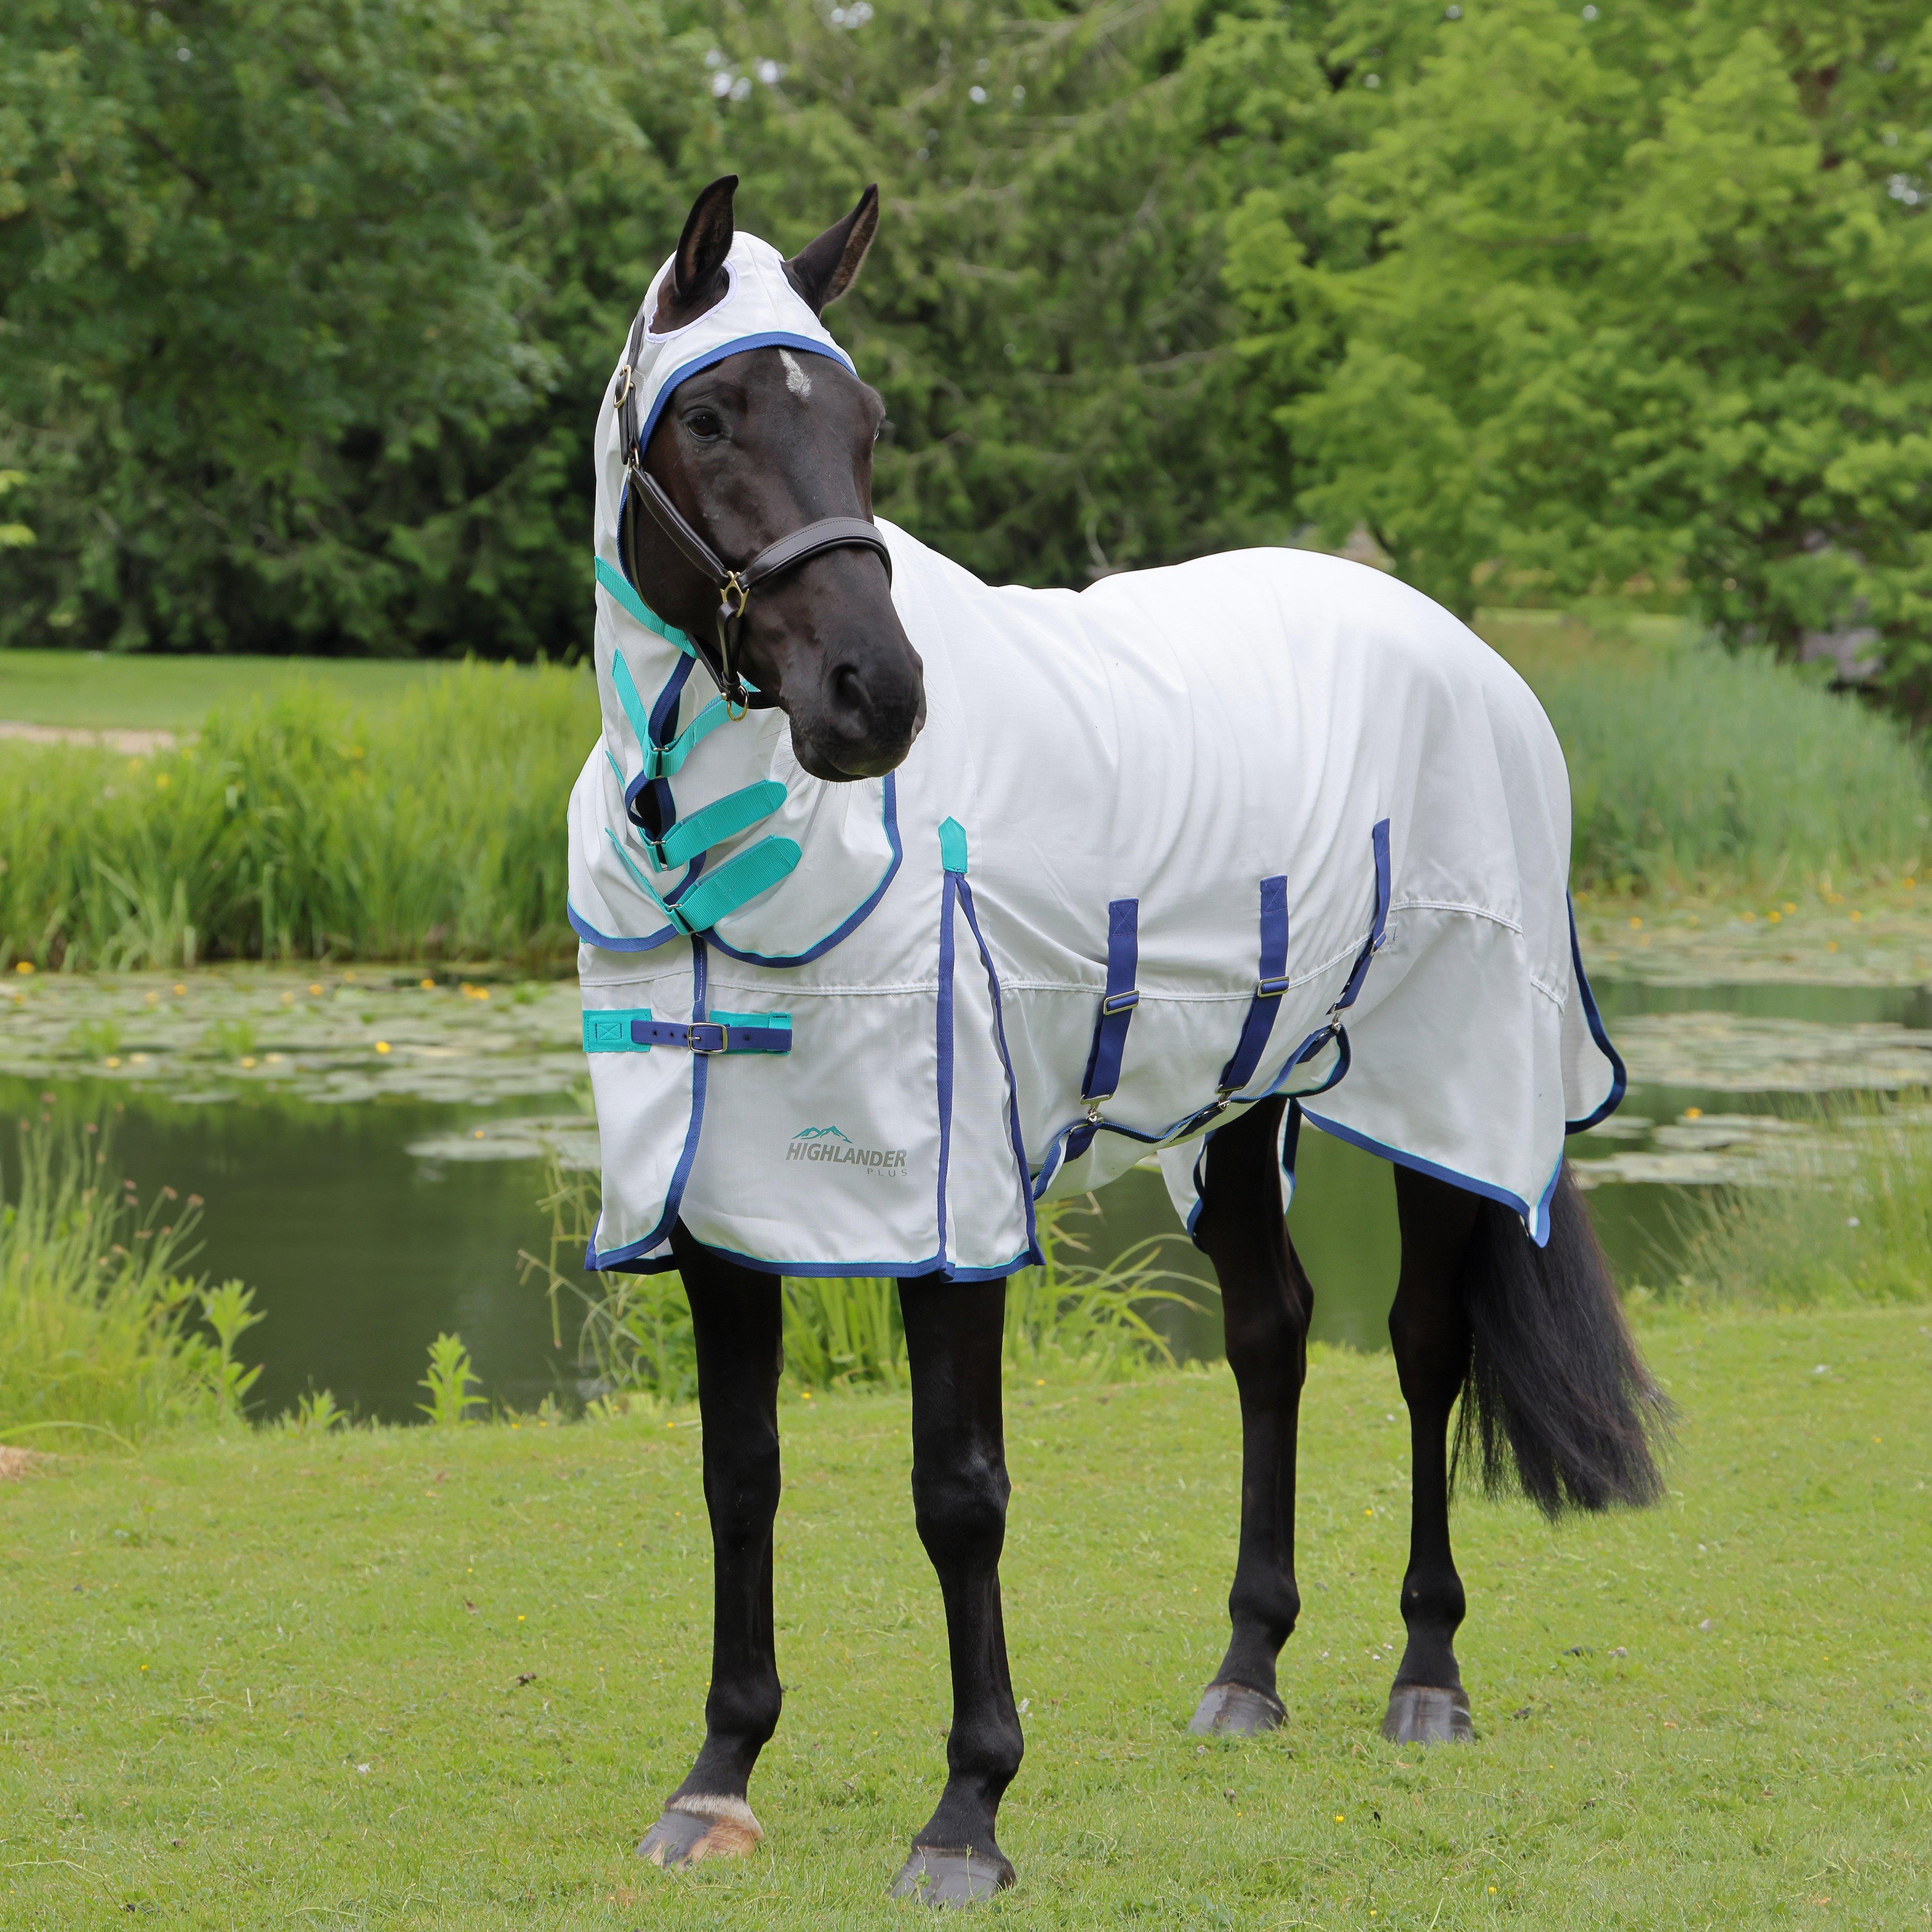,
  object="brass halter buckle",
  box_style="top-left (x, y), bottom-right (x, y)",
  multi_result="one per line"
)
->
top-left (717, 573), bottom-right (753, 717)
